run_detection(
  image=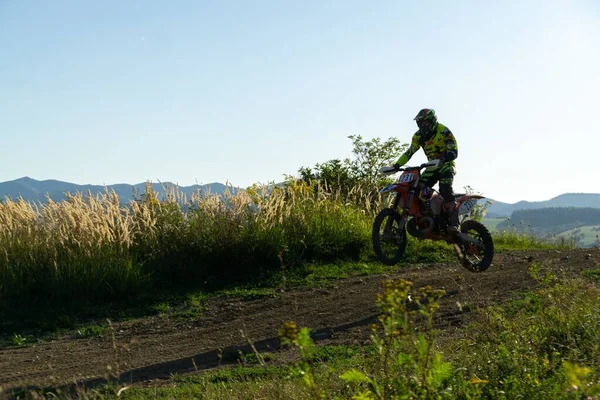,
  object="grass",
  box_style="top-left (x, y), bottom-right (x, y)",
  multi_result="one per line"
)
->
top-left (0, 181), bottom-right (377, 332)
top-left (492, 228), bottom-right (575, 251)
top-left (10, 333), bottom-right (30, 347)
top-left (482, 217), bottom-right (509, 231)
top-left (448, 271), bottom-right (600, 398)
top-left (0, 160), bottom-right (591, 398)
top-left (0, 180), bottom-right (569, 337)
top-left (484, 218), bottom-right (595, 250)
top-left (582, 268), bottom-right (600, 284)
top-left (76, 324), bottom-right (108, 339)
top-left (171, 293), bottom-right (206, 321)
top-left (89, 346), bottom-right (370, 400)
top-left (556, 225), bottom-right (600, 248)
